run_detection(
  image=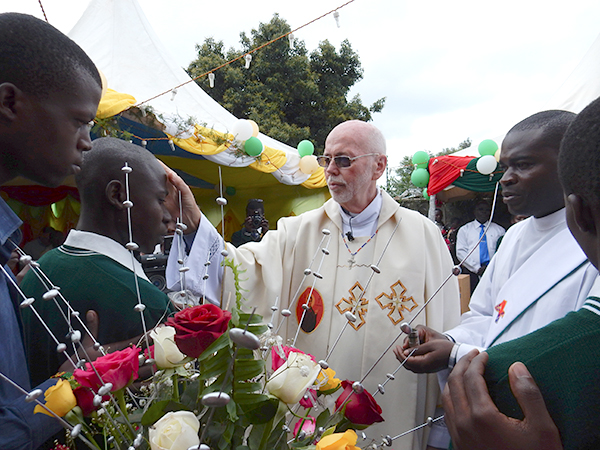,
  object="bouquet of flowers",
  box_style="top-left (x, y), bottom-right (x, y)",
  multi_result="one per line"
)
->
top-left (35, 263), bottom-right (384, 450)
